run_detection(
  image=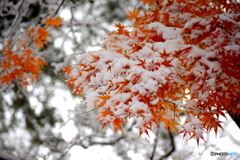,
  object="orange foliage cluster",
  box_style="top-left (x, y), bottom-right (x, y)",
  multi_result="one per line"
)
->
top-left (63, 0), bottom-right (239, 142)
top-left (0, 17), bottom-right (62, 86)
